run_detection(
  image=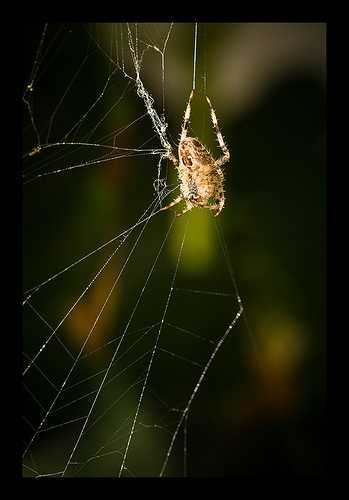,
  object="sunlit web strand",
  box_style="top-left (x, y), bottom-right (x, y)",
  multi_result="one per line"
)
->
top-left (22, 193), bottom-right (163, 378)
top-left (23, 141), bottom-right (160, 161)
top-left (23, 192), bottom-right (162, 461)
top-left (23, 121), bottom-right (159, 183)
top-left (118, 217), bottom-right (189, 477)
top-left (23, 149), bottom-right (166, 184)
top-left (22, 185), bottom-right (179, 304)
top-left (60, 213), bottom-right (177, 477)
